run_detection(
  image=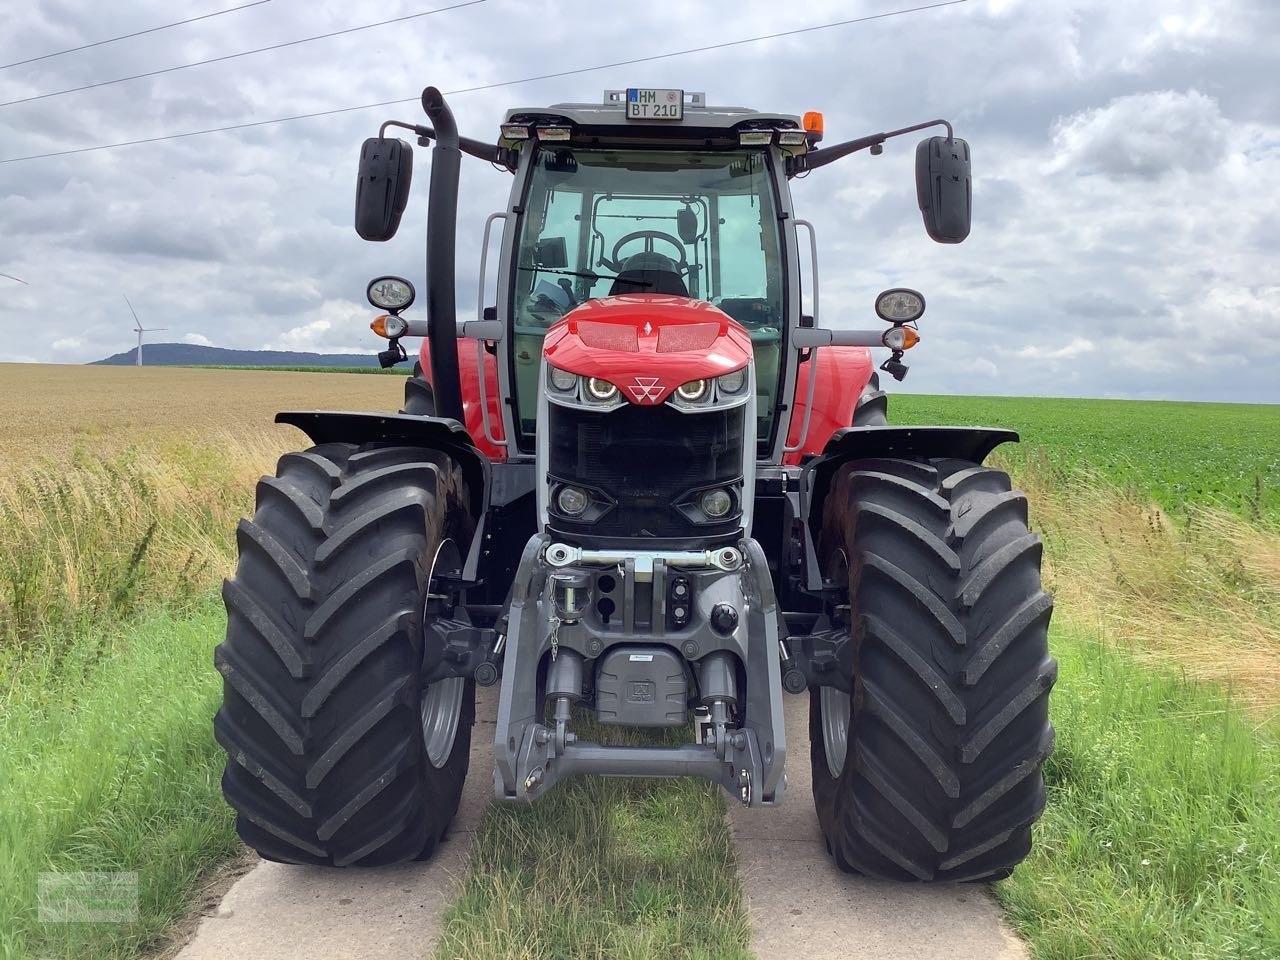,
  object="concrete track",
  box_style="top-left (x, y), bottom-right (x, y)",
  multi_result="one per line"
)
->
top-left (178, 689), bottom-right (1026, 959)
top-left (174, 692), bottom-right (498, 960)
top-left (728, 693), bottom-right (1028, 959)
